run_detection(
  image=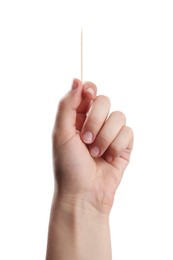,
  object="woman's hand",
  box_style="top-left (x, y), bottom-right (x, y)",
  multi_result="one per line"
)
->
top-left (52, 79), bottom-right (133, 214)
